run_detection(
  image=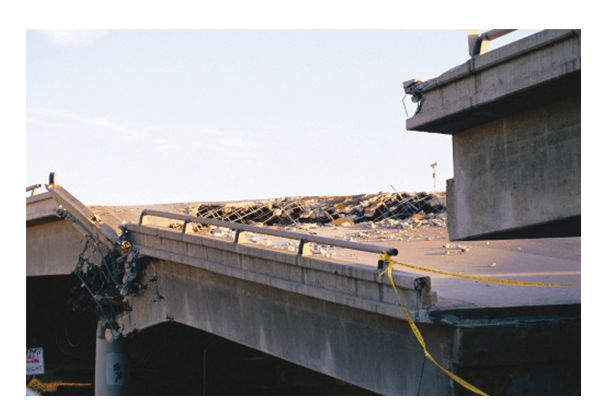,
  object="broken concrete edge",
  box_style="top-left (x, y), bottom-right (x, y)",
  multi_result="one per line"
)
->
top-left (406, 74), bottom-right (580, 135)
